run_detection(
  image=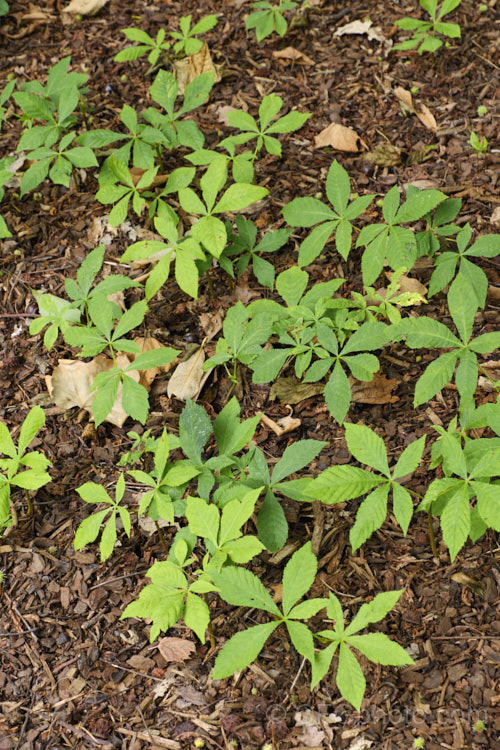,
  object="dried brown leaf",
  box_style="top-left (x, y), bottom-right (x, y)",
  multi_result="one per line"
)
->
top-left (158, 637), bottom-right (196, 663)
top-left (315, 123), bottom-right (364, 152)
top-left (363, 143), bottom-right (402, 167)
top-left (269, 376), bottom-right (324, 405)
top-left (416, 103), bottom-right (437, 132)
top-left (272, 46), bottom-right (314, 65)
top-left (349, 372), bottom-right (399, 404)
